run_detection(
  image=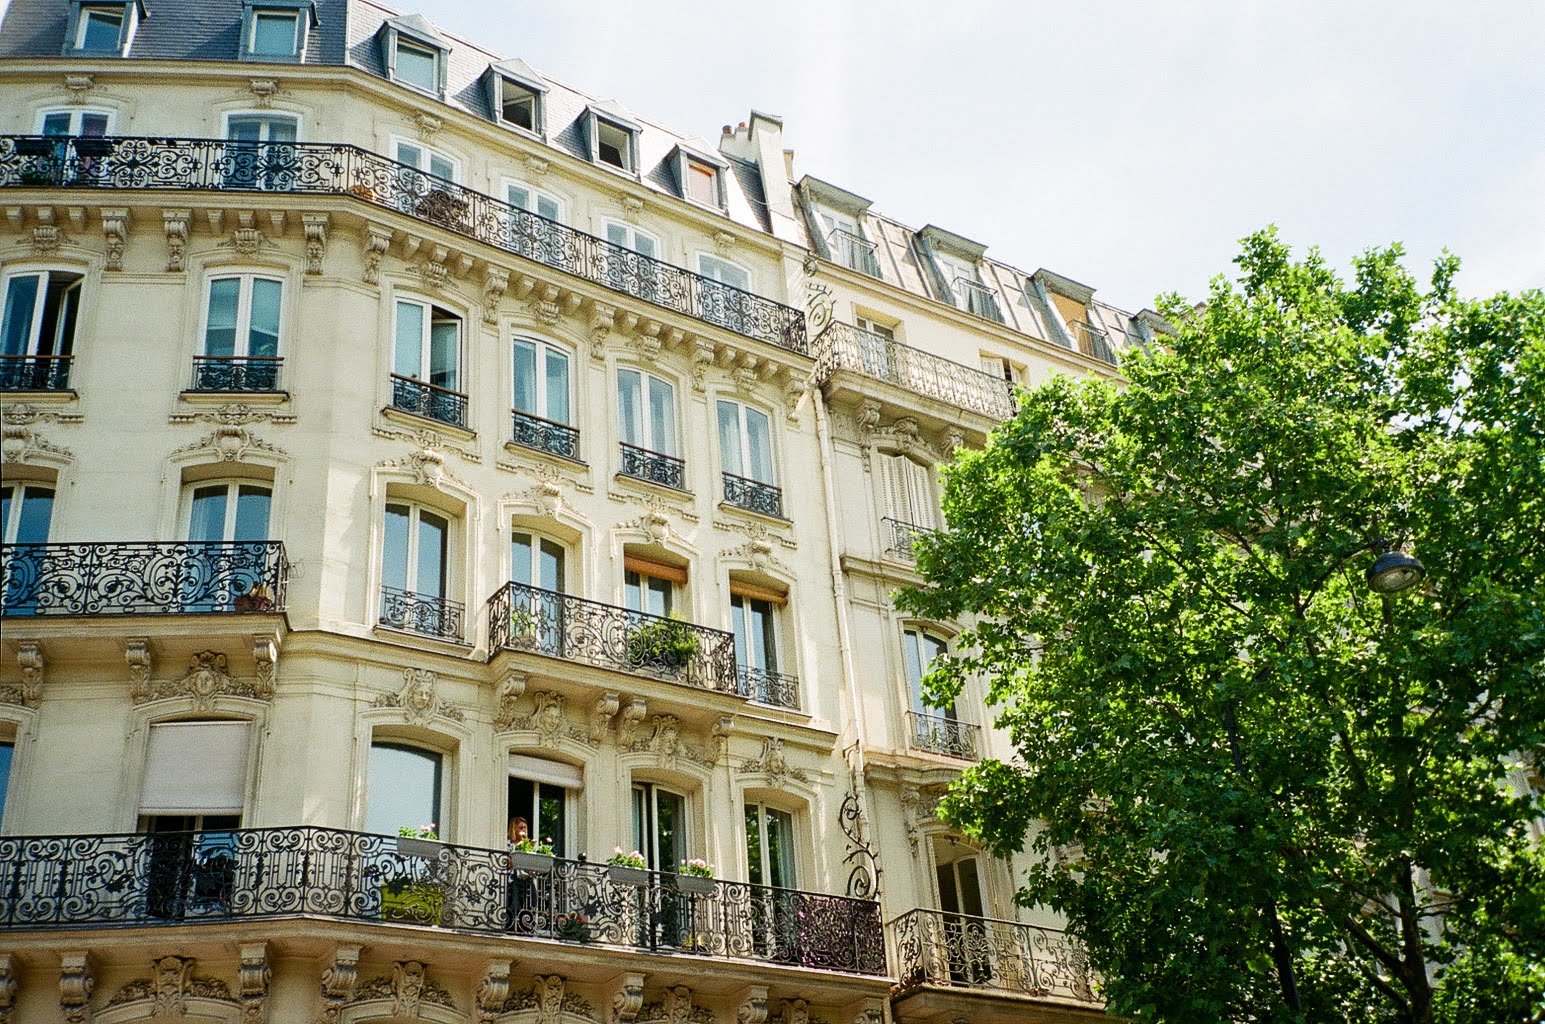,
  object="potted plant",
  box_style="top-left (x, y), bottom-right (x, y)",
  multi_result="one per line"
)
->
top-left (381, 875), bottom-right (445, 925)
top-left (626, 617), bottom-right (700, 673)
top-left (234, 584), bottom-right (273, 613)
top-left (508, 835), bottom-right (556, 873)
top-left (674, 858), bottom-right (716, 895)
top-left (395, 823), bottom-right (444, 861)
top-left (347, 182), bottom-right (376, 202)
top-left (606, 847), bottom-right (650, 886)
top-left (555, 912), bottom-right (590, 943)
